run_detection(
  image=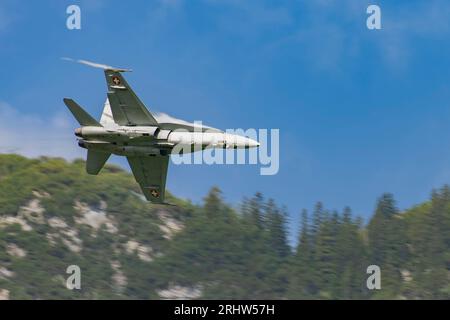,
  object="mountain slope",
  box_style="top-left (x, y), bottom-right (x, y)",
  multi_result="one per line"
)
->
top-left (0, 154), bottom-right (449, 300)
top-left (0, 154), bottom-right (191, 299)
